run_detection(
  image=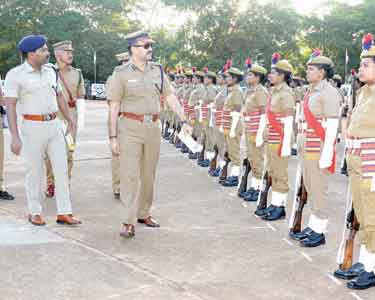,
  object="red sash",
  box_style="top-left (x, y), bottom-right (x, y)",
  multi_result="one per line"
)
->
top-left (266, 95), bottom-right (284, 156)
top-left (303, 92), bottom-right (336, 173)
